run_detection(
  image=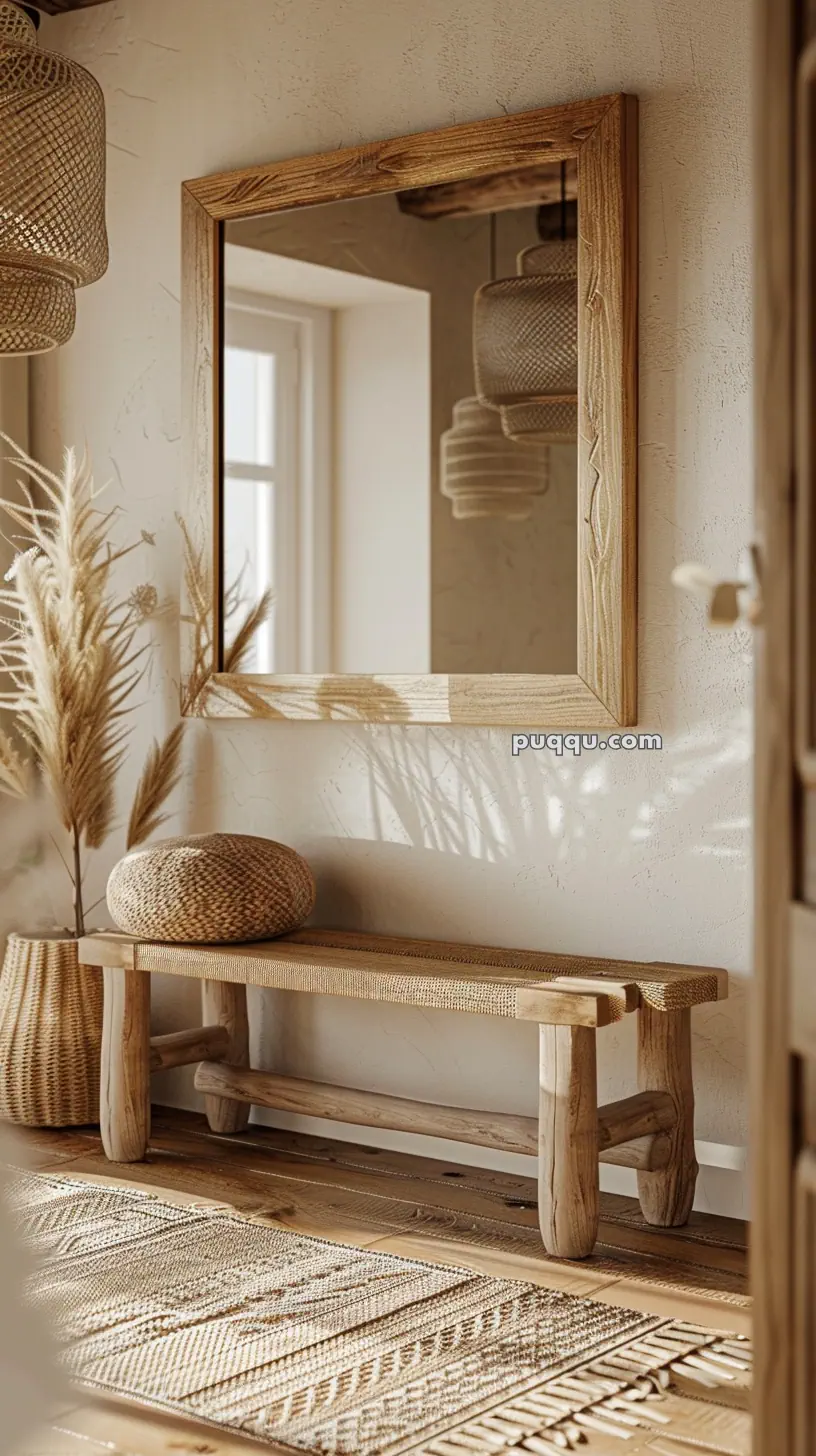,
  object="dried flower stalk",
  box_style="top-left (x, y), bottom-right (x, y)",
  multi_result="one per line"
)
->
top-left (178, 517), bottom-right (213, 716)
top-left (0, 441), bottom-right (182, 936)
top-left (0, 444), bottom-right (274, 938)
top-left (126, 723), bottom-right (184, 851)
top-left (179, 515), bottom-right (273, 710)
